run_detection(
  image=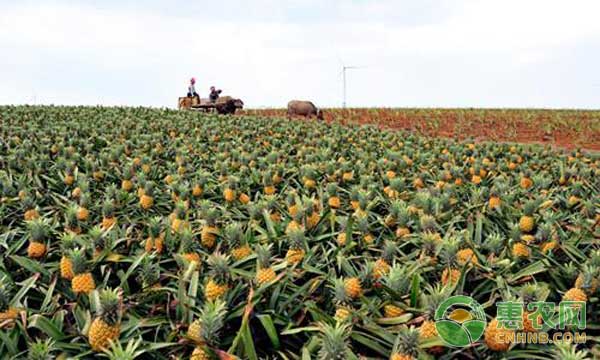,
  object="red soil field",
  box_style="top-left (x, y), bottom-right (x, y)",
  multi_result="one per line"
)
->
top-left (240, 108), bottom-right (600, 151)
